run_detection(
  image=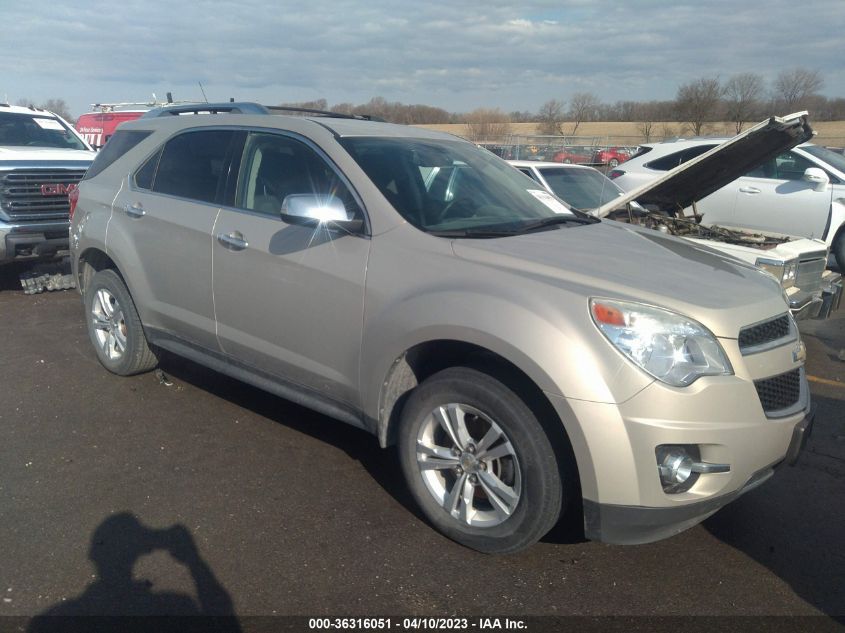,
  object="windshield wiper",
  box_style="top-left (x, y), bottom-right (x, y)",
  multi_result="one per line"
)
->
top-left (511, 214), bottom-right (600, 233)
top-left (429, 228), bottom-right (519, 238)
